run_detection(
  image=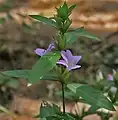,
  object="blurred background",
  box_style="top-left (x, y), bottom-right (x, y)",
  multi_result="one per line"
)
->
top-left (0, 0), bottom-right (118, 112)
